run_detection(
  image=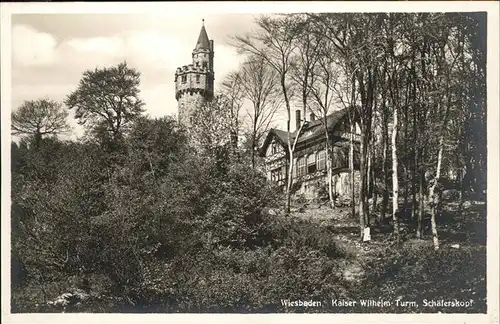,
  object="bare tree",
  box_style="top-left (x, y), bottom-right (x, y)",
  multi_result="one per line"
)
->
top-left (233, 15), bottom-right (303, 213)
top-left (290, 15), bottom-right (322, 119)
top-left (308, 41), bottom-right (342, 208)
top-left (12, 98), bottom-right (71, 147)
top-left (220, 71), bottom-right (245, 154)
top-left (239, 55), bottom-right (281, 169)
